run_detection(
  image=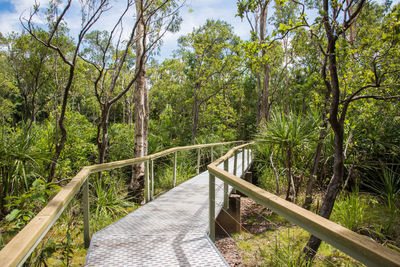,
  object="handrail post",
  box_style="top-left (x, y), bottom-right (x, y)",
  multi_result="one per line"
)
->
top-left (83, 178), bottom-right (90, 248)
top-left (173, 152), bottom-right (177, 187)
top-left (223, 160), bottom-right (229, 209)
top-left (242, 148), bottom-right (245, 175)
top-left (150, 159), bottom-right (154, 200)
top-left (145, 160), bottom-right (150, 203)
top-left (220, 145), bottom-right (223, 157)
top-left (197, 148), bottom-right (201, 174)
top-left (247, 147), bottom-right (250, 168)
top-left (234, 151), bottom-right (237, 176)
top-left (211, 146), bottom-right (214, 162)
top-left (209, 173), bottom-right (215, 242)
top-left (232, 151), bottom-right (237, 194)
